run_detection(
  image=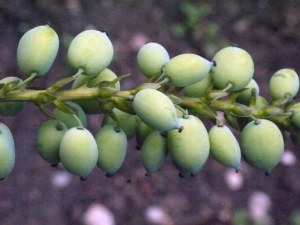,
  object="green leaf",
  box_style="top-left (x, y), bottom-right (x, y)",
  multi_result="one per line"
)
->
top-left (229, 103), bottom-right (252, 117)
top-left (112, 97), bottom-right (135, 115)
top-left (191, 101), bottom-right (216, 118)
top-left (53, 100), bottom-right (76, 115)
